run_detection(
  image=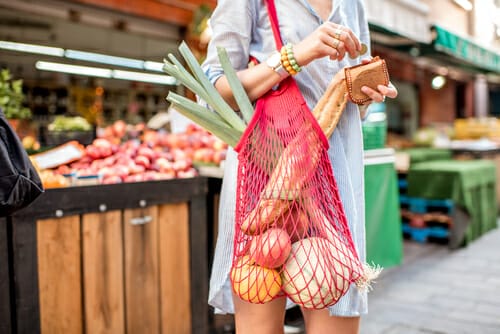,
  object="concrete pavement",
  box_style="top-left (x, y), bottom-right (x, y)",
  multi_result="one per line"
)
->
top-left (360, 226), bottom-right (500, 334)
